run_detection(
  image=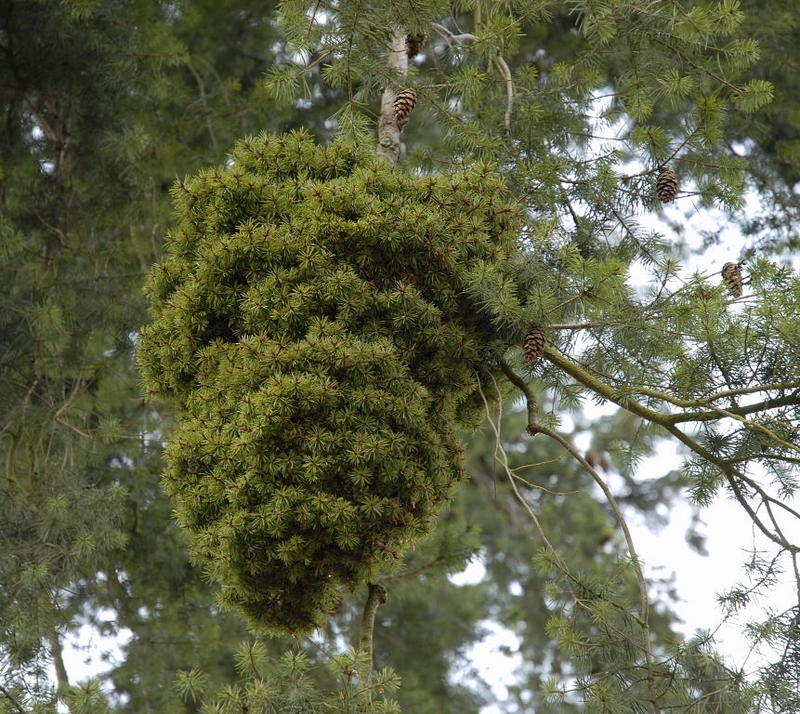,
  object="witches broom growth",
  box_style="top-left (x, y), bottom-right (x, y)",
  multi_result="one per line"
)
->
top-left (137, 130), bottom-right (523, 634)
